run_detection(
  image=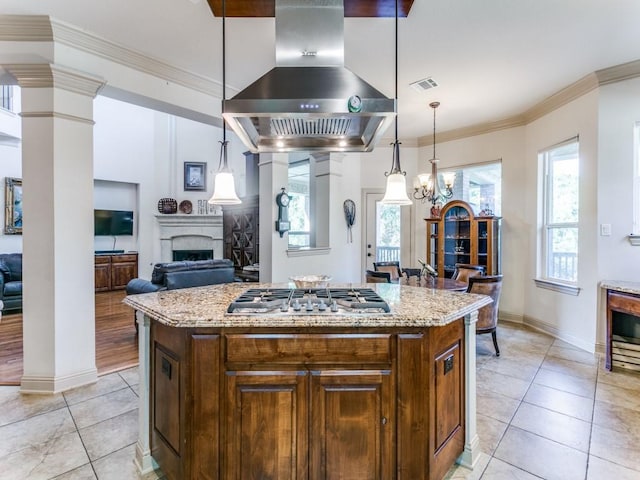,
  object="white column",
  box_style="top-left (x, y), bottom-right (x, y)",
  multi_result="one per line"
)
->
top-left (258, 153), bottom-right (289, 282)
top-left (135, 311), bottom-right (159, 475)
top-left (6, 64), bottom-right (105, 393)
top-left (458, 310), bottom-right (480, 468)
